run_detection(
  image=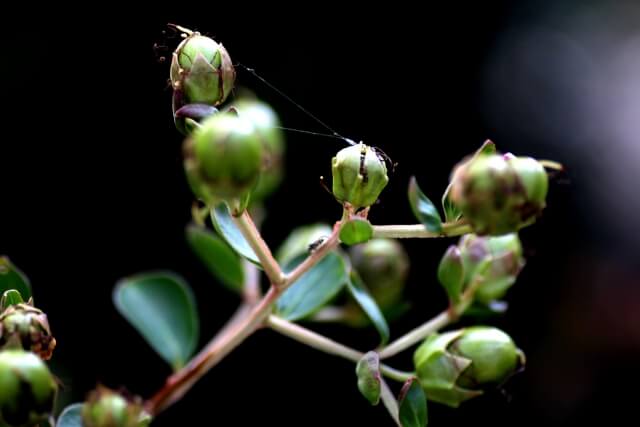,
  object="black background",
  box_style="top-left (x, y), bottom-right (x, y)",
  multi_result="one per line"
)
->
top-left (2, 2), bottom-right (639, 426)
